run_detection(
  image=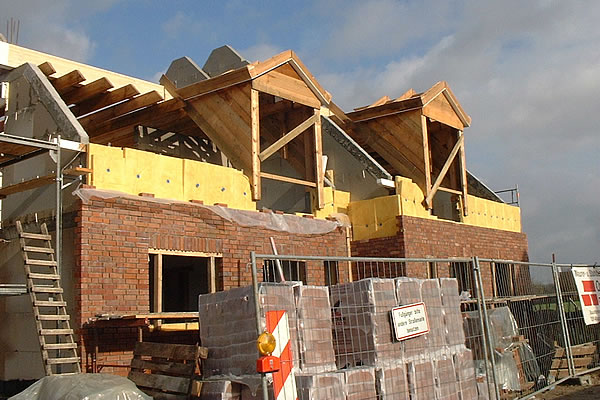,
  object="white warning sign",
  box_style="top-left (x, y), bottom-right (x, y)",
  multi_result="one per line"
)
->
top-left (571, 267), bottom-right (600, 325)
top-left (391, 302), bottom-right (430, 341)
